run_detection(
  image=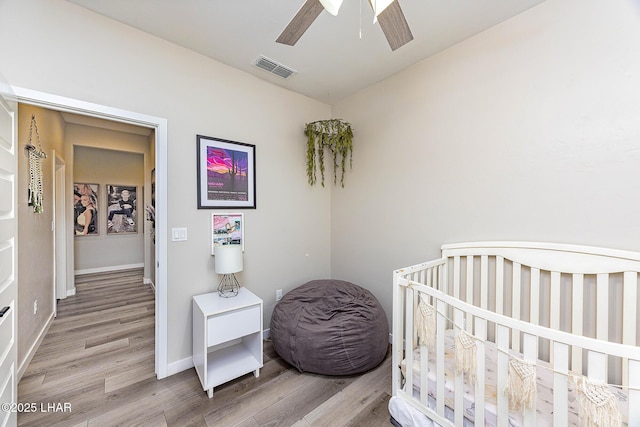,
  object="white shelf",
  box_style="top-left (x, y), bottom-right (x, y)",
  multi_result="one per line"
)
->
top-left (206, 341), bottom-right (261, 388)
